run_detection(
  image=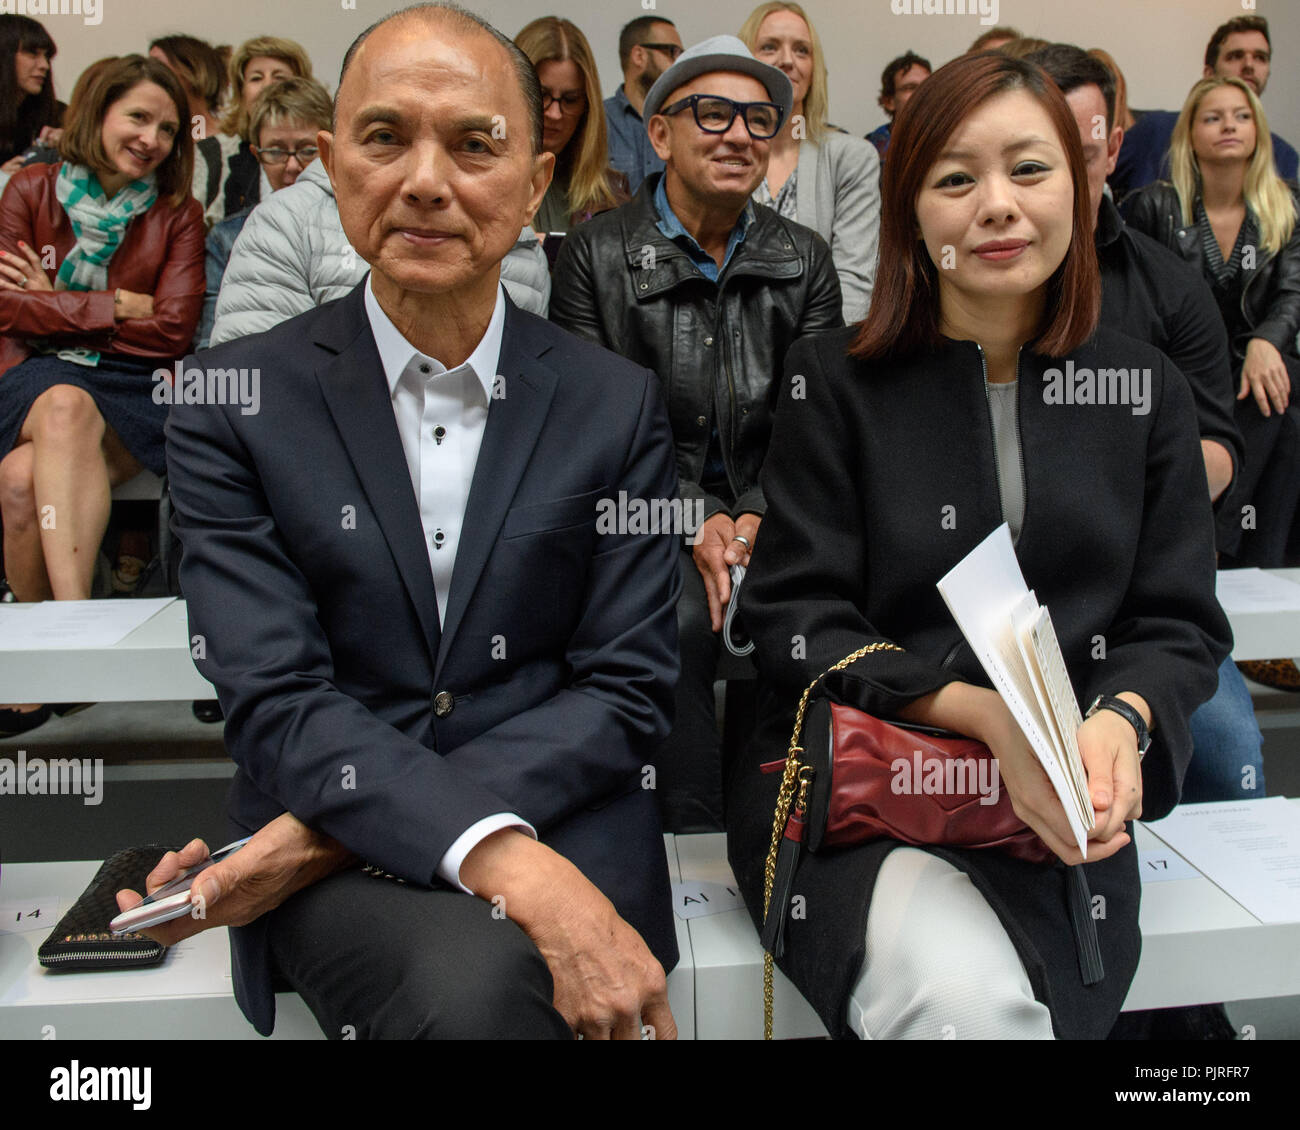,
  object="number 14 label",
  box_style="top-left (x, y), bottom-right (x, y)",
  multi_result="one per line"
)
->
top-left (0, 896), bottom-right (59, 935)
